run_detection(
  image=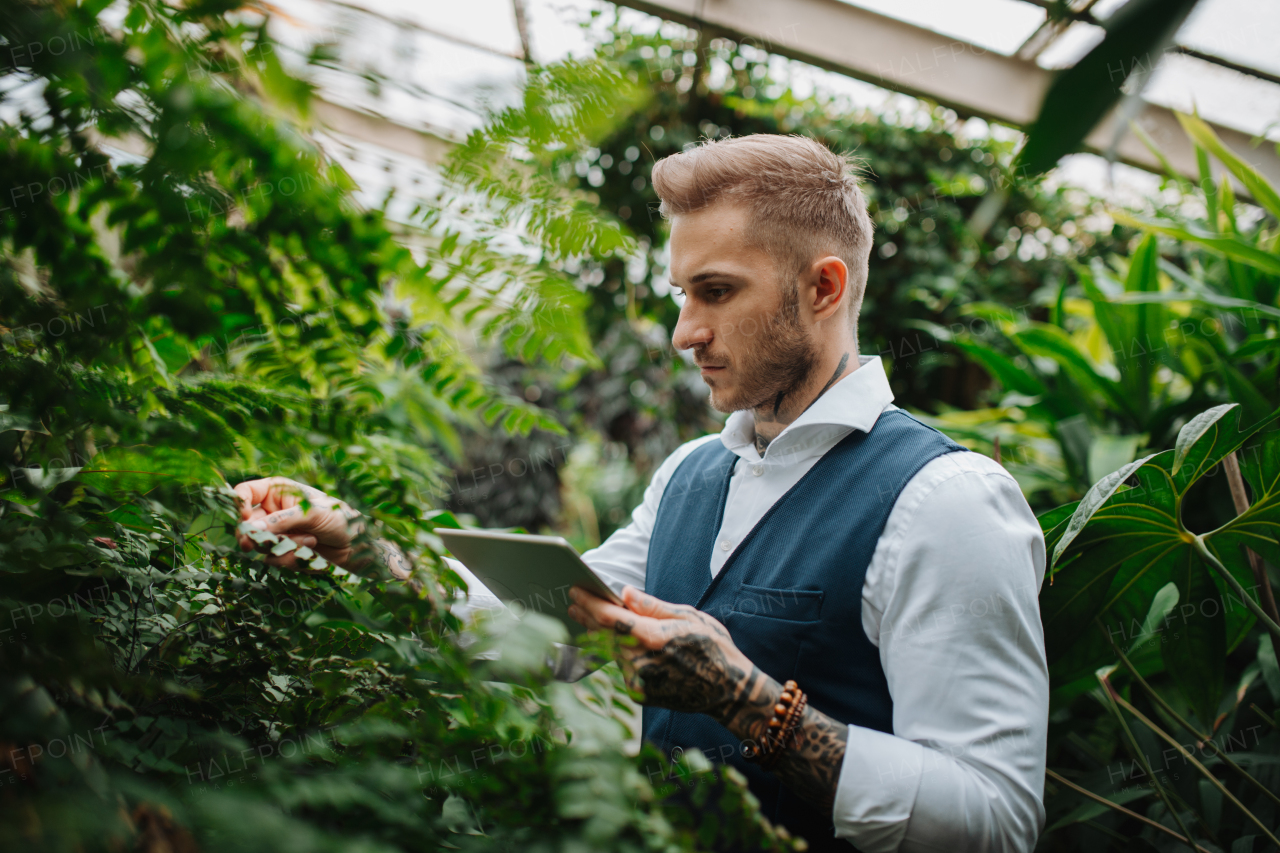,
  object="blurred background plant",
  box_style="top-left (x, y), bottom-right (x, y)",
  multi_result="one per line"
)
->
top-left (925, 116), bottom-right (1280, 512)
